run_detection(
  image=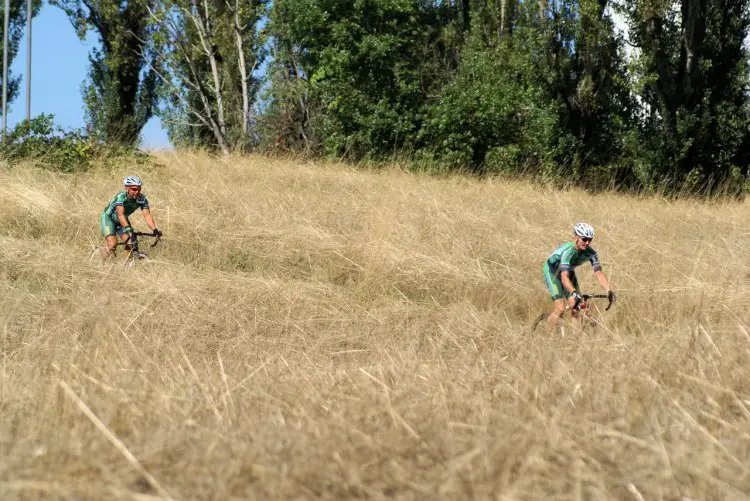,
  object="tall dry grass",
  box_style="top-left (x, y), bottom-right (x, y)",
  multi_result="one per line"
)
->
top-left (1, 152), bottom-right (749, 501)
